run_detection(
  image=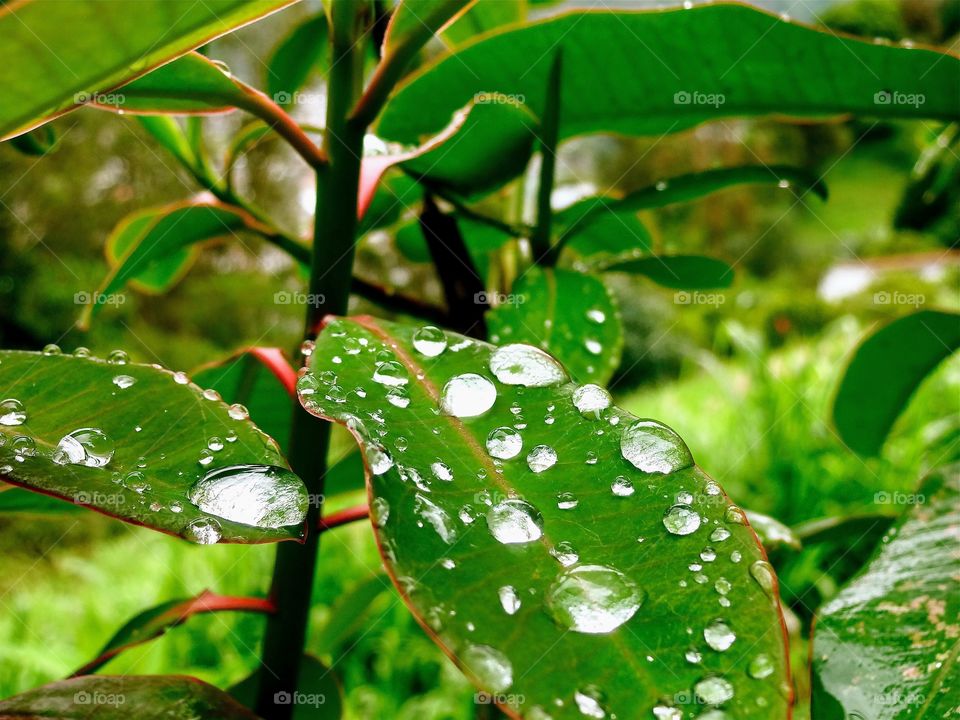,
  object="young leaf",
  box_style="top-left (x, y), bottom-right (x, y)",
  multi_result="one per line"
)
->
top-left (104, 209), bottom-right (199, 295)
top-left (0, 0), bottom-right (297, 139)
top-left (80, 199), bottom-right (271, 328)
top-left (298, 316), bottom-right (791, 718)
top-left (487, 267), bottom-right (623, 385)
top-left (597, 254), bottom-right (735, 290)
top-left (72, 590), bottom-right (274, 676)
top-left (266, 15), bottom-right (328, 104)
top-left (0, 675), bottom-right (261, 719)
top-left (377, 5), bottom-right (960, 143)
top-left (833, 310), bottom-right (960, 456)
top-left (812, 462), bottom-right (960, 718)
top-left (0, 350), bottom-right (306, 544)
